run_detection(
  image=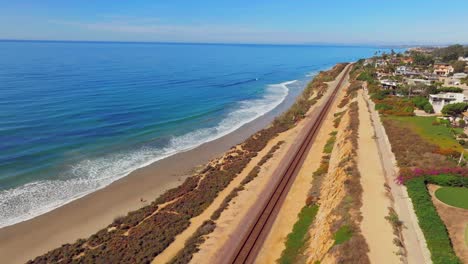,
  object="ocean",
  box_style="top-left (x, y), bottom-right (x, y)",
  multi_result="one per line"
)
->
top-left (0, 41), bottom-right (393, 228)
